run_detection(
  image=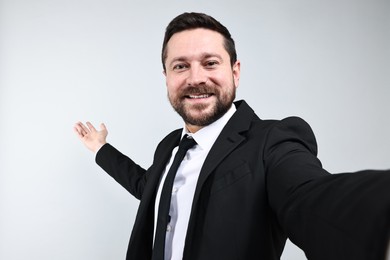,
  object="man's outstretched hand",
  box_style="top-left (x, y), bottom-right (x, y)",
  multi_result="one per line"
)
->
top-left (74, 122), bottom-right (108, 153)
